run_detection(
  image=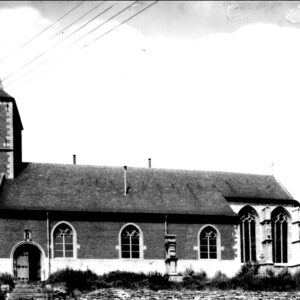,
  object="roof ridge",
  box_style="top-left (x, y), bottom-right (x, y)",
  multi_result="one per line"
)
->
top-left (26, 162), bottom-right (274, 177)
